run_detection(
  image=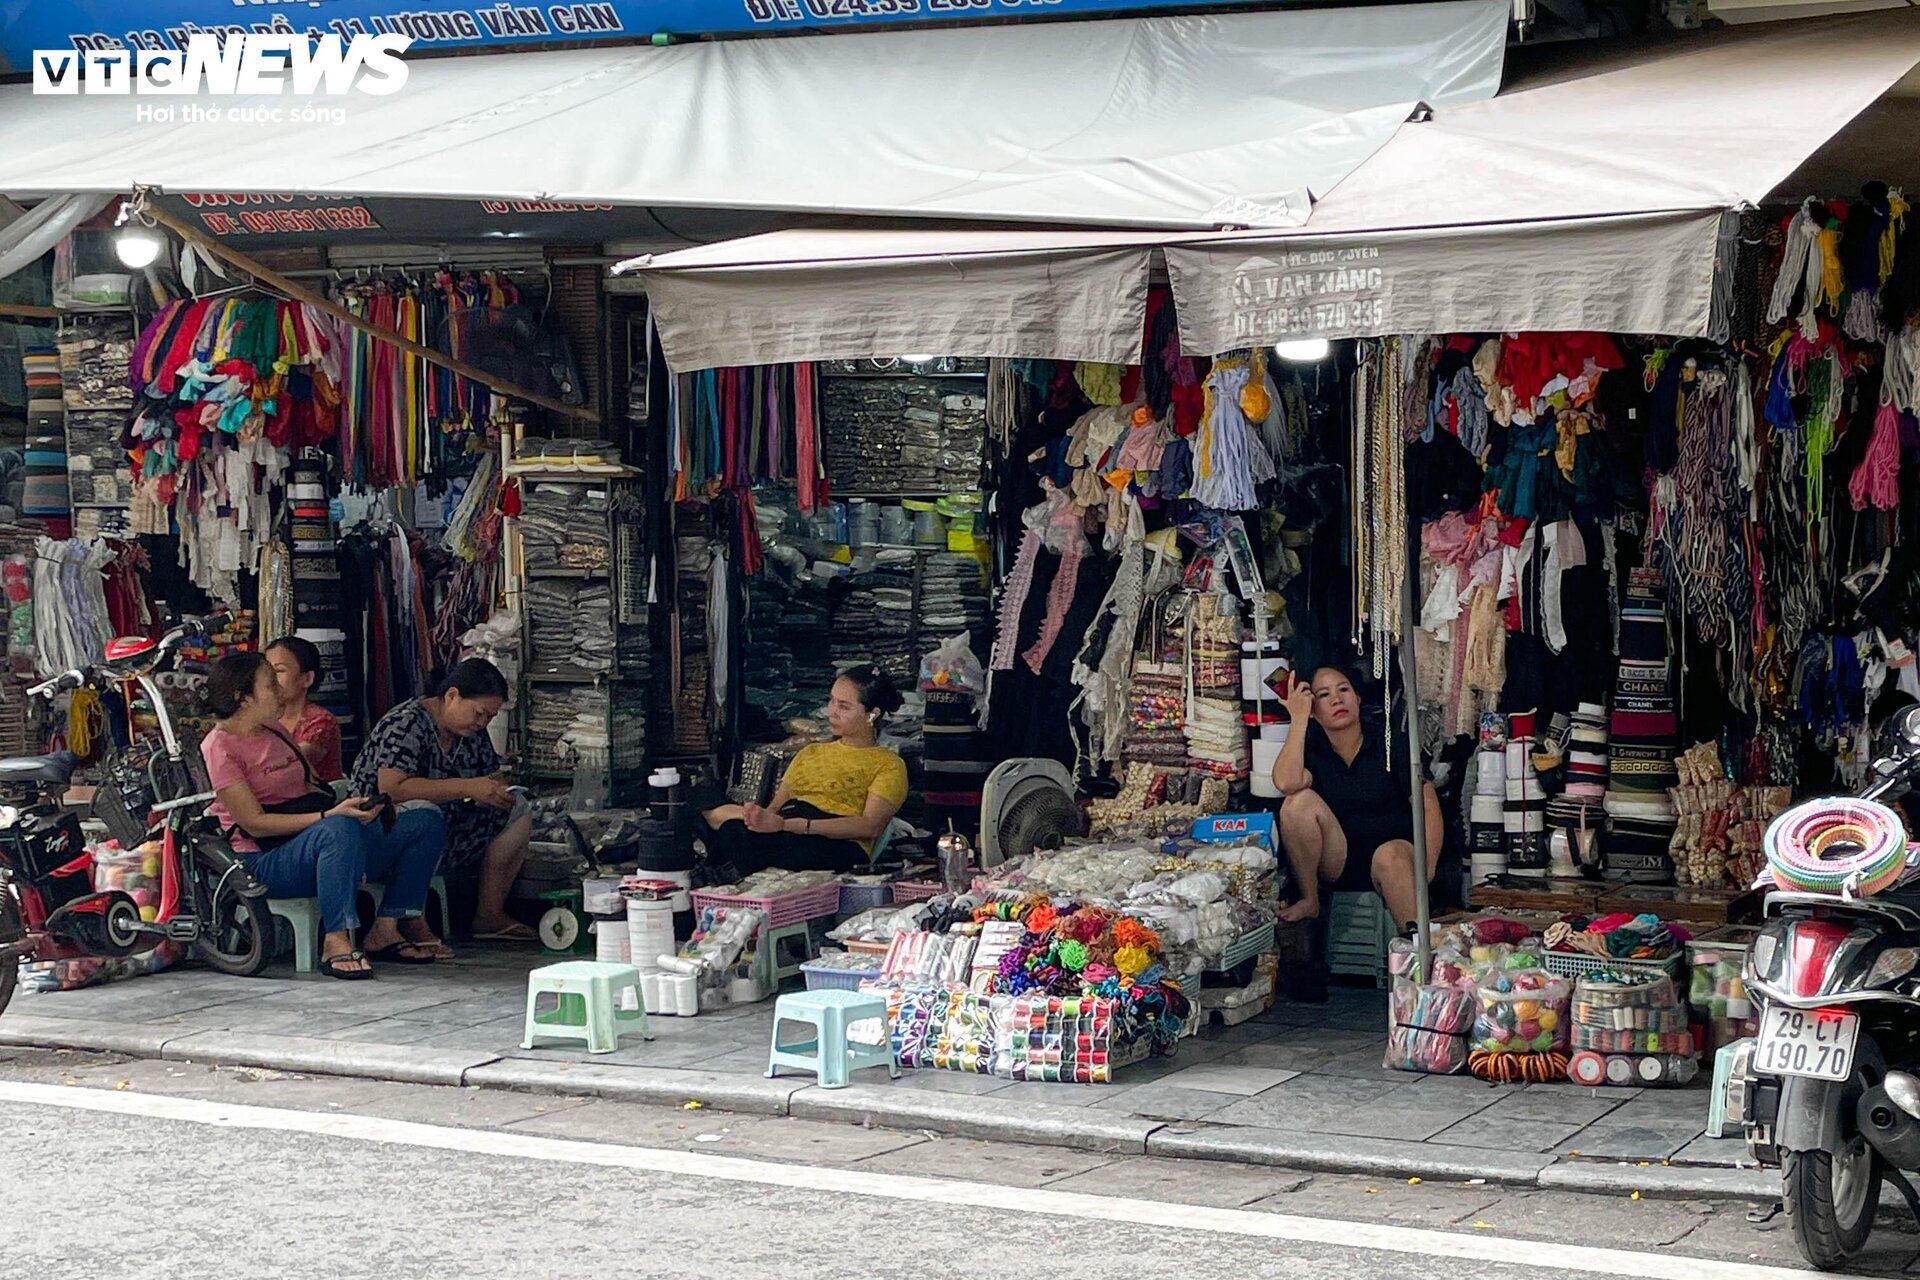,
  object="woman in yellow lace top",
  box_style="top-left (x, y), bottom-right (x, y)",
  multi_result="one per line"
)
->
top-left (700, 666), bottom-right (908, 874)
